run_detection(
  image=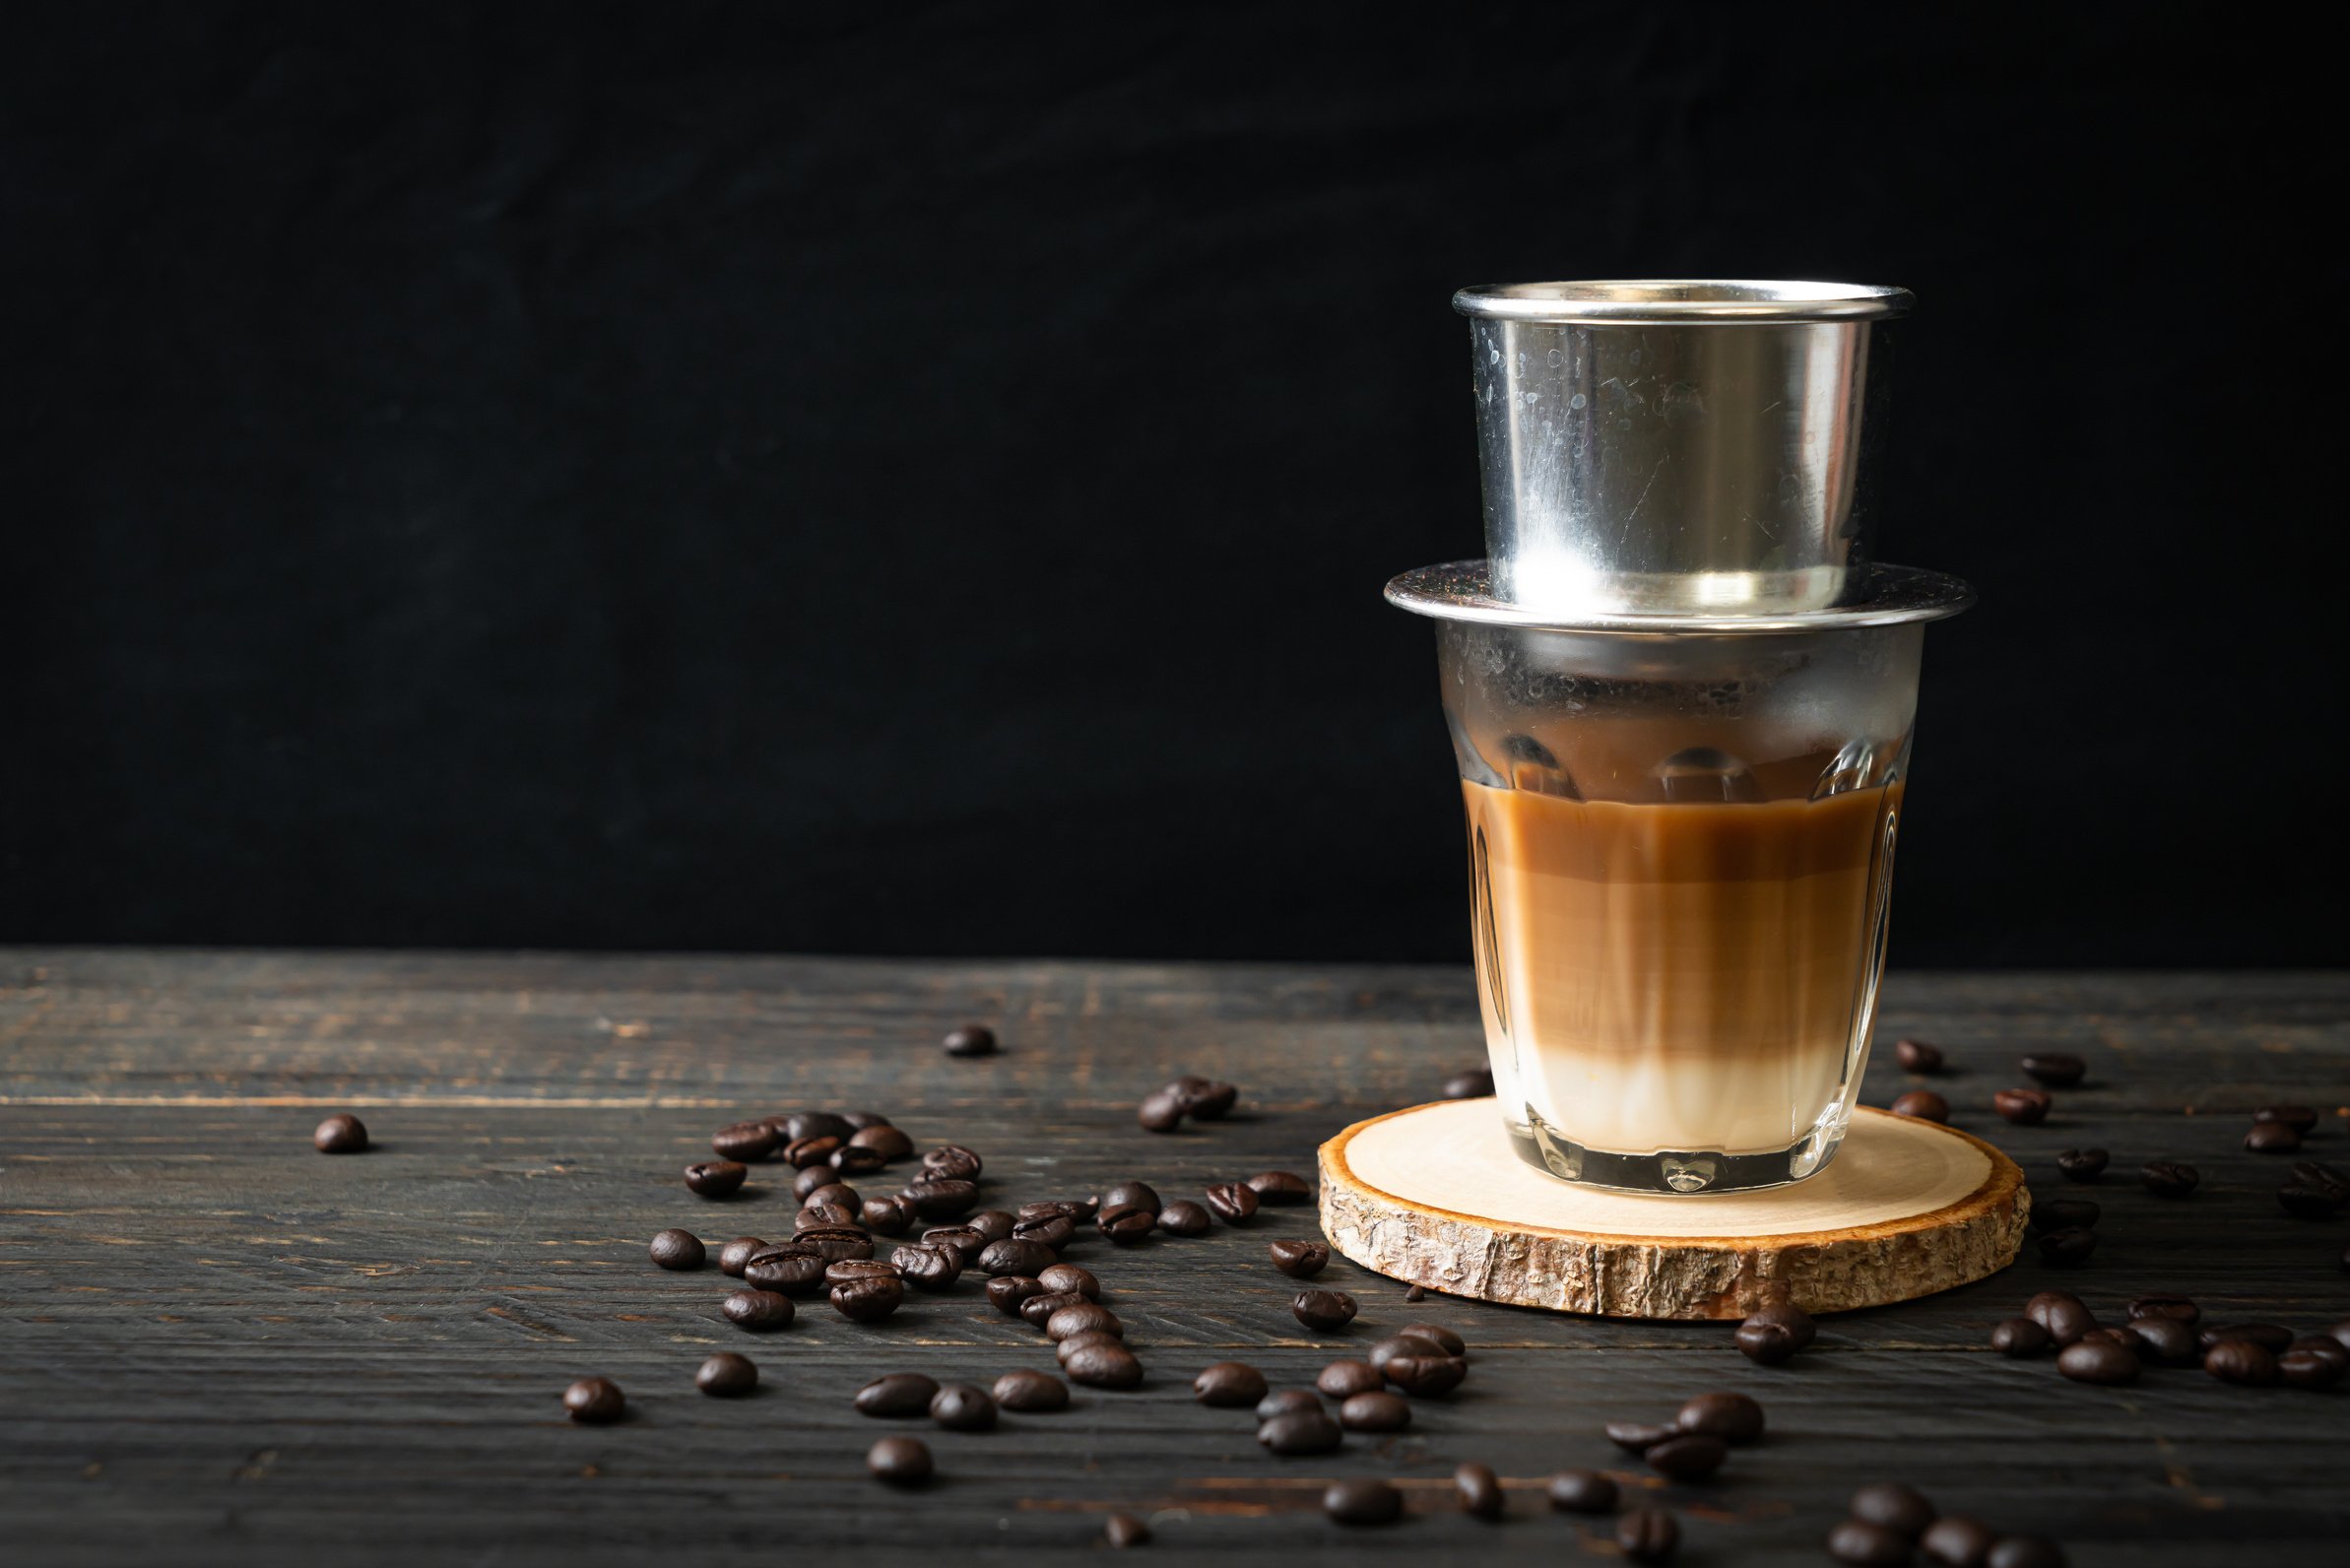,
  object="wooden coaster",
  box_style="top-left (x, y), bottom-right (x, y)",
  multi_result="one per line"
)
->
top-left (1319, 1101), bottom-right (2027, 1320)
